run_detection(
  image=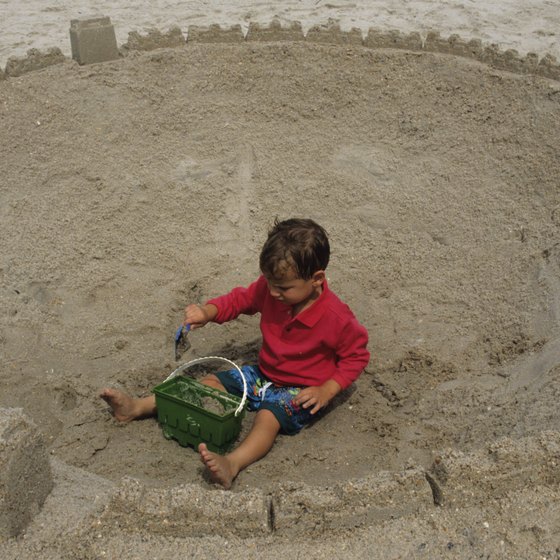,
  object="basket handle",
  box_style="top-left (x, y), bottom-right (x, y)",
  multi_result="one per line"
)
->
top-left (165, 356), bottom-right (247, 417)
